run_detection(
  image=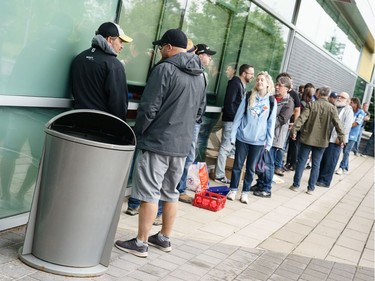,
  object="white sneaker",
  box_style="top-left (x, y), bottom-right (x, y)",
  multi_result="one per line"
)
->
top-left (226, 190), bottom-right (236, 201)
top-left (335, 168), bottom-right (343, 175)
top-left (240, 193), bottom-right (249, 204)
top-left (343, 169), bottom-right (349, 175)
